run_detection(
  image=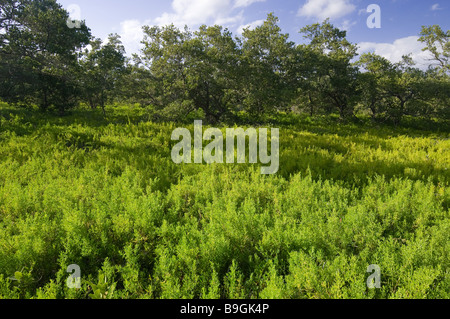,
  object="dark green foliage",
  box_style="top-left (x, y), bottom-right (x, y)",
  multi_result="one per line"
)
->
top-left (240, 13), bottom-right (297, 117)
top-left (419, 25), bottom-right (450, 75)
top-left (138, 23), bottom-right (242, 123)
top-left (299, 19), bottom-right (359, 119)
top-left (0, 0), bottom-right (91, 113)
top-left (1, 6), bottom-right (449, 123)
top-left (80, 34), bottom-right (127, 115)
